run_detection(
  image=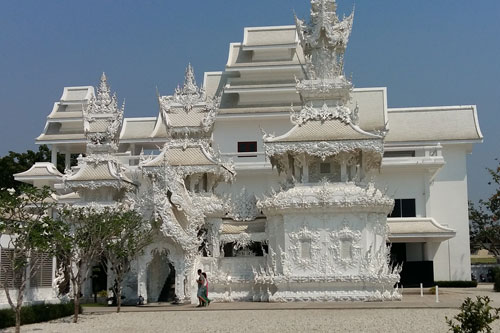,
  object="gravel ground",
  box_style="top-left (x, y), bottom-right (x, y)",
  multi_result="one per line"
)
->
top-left (4, 308), bottom-right (500, 333)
